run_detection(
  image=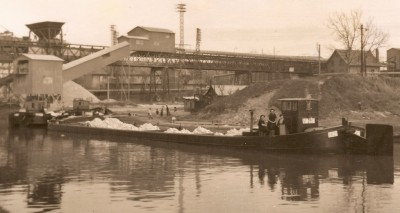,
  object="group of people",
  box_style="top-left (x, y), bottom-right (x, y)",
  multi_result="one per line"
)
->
top-left (148, 105), bottom-right (177, 120)
top-left (258, 108), bottom-right (286, 136)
